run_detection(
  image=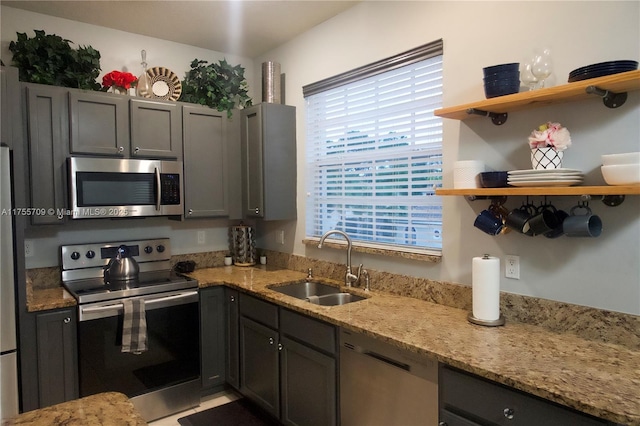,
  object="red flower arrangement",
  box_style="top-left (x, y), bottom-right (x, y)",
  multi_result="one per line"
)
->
top-left (102, 70), bottom-right (138, 91)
